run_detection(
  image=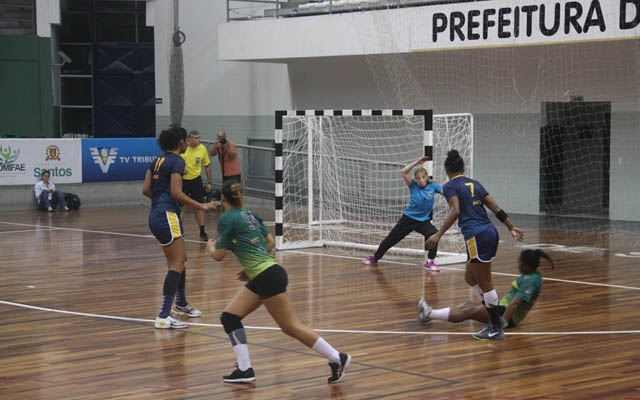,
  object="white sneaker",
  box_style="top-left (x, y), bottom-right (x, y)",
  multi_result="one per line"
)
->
top-left (48, 206), bottom-right (53, 212)
top-left (418, 306), bottom-right (432, 324)
top-left (155, 316), bottom-right (188, 329)
top-left (416, 297), bottom-right (432, 324)
top-left (64, 206), bottom-right (69, 211)
top-left (173, 303), bottom-right (202, 318)
top-left (416, 296), bottom-right (428, 312)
